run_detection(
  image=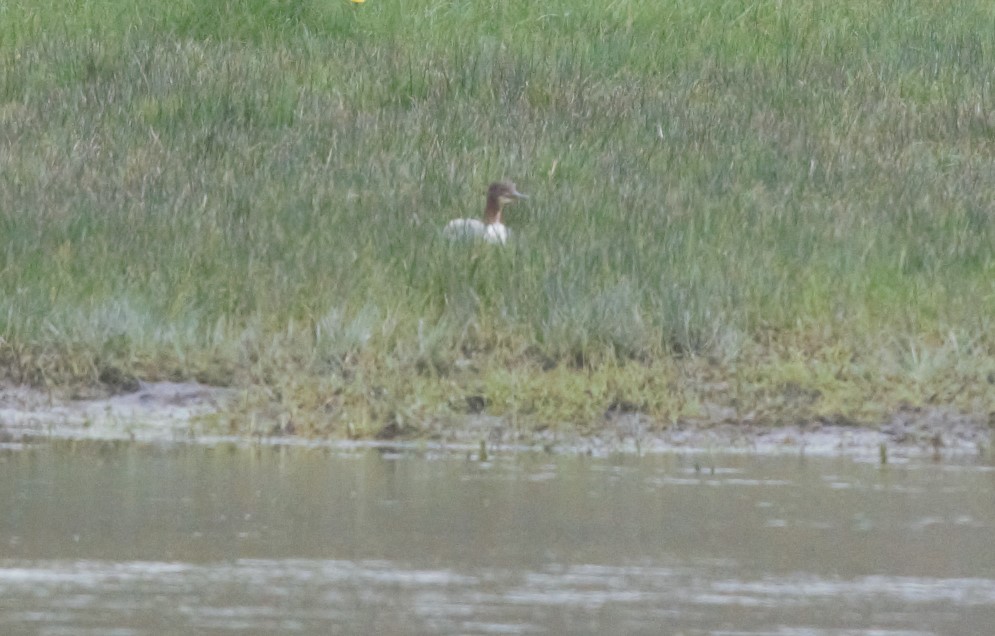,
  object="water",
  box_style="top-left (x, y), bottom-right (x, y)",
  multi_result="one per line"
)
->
top-left (1, 441), bottom-right (993, 635)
